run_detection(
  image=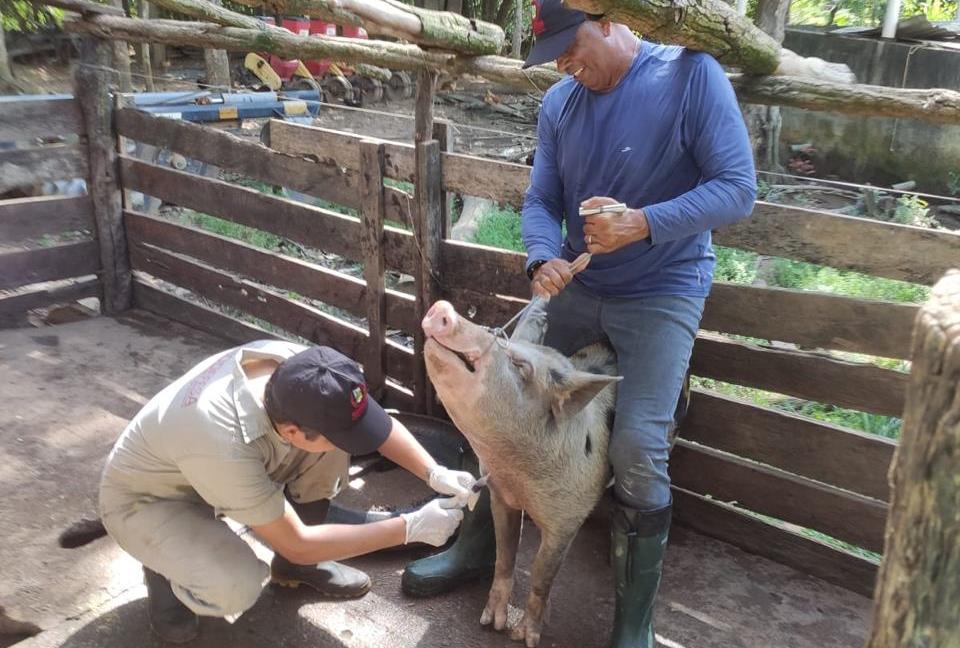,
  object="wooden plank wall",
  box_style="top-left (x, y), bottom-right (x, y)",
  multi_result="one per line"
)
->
top-left (0, 98), bottom-right (101, 323)
top-left (117, 109), bottom-right (960, 598)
